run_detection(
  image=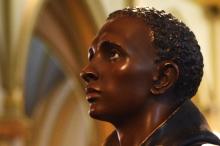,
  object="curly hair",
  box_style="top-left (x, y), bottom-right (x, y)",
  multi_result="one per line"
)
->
top-left (107, 7), bottom-right (204, 100)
